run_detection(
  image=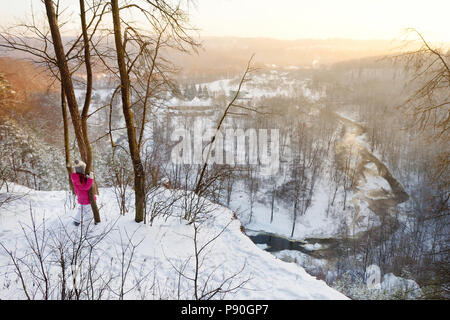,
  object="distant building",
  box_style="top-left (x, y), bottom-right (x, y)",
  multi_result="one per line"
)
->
top-left (167, 97), bottom-right (218, 117)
